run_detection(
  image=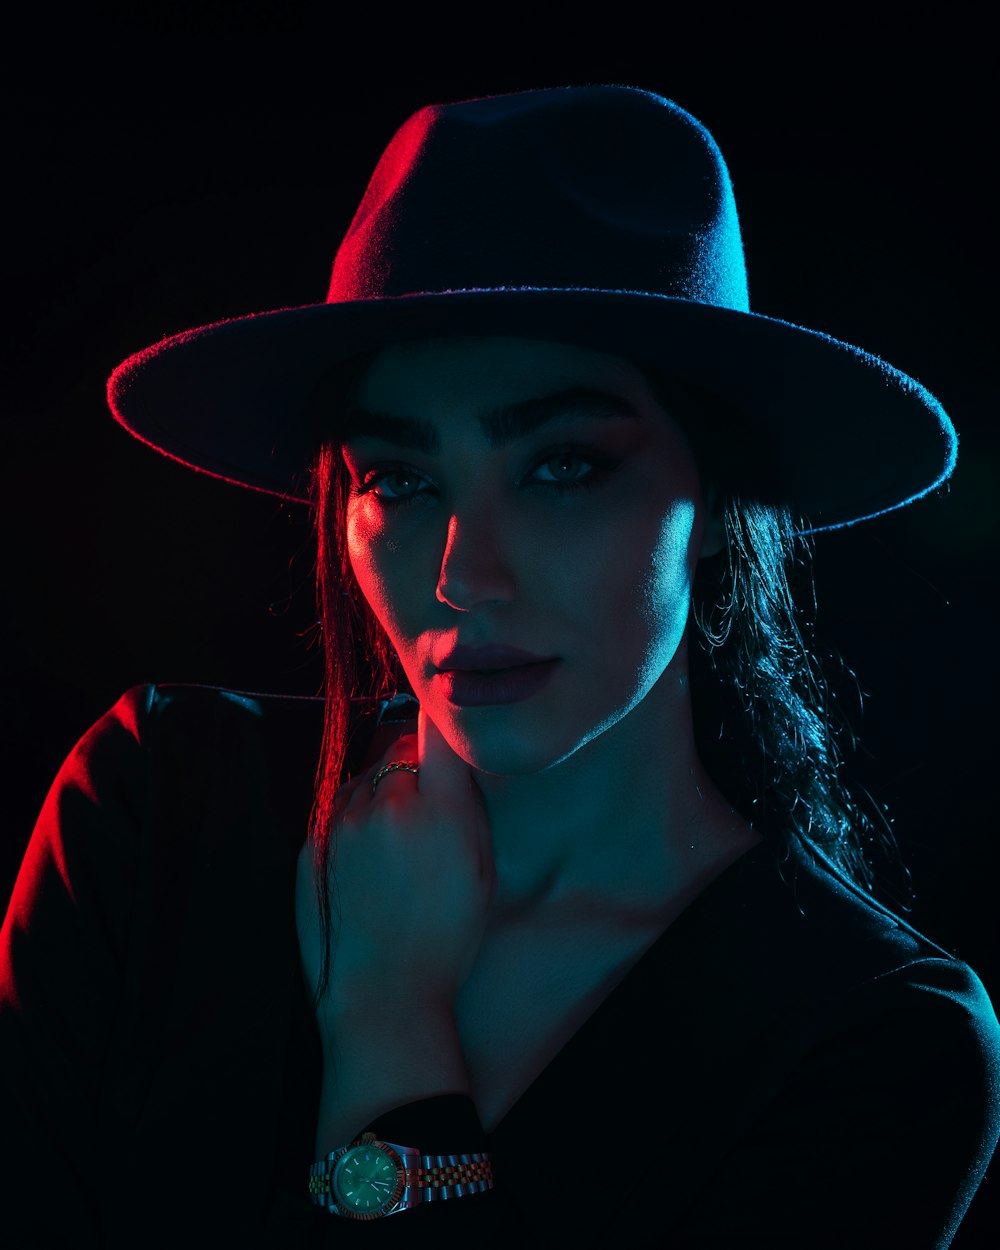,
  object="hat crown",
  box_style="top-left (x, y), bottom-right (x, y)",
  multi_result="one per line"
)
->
top-left (327, 85), bottom-right (750, 312)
